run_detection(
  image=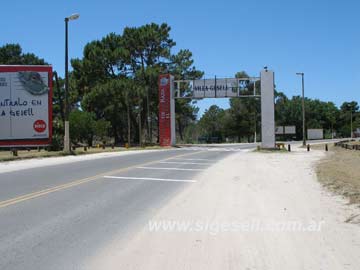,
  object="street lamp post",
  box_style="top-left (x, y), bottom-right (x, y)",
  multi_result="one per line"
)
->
top-left (64, 13), bottom-right (80, 152)
top-left (348, 105), bottom-right (354, 139)
top-left (344, 104), bottom-right (354, 139)
top-left (296, 72), bottom-right (306, 146)
top-left (350, 110), bottom-right (353, 138)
